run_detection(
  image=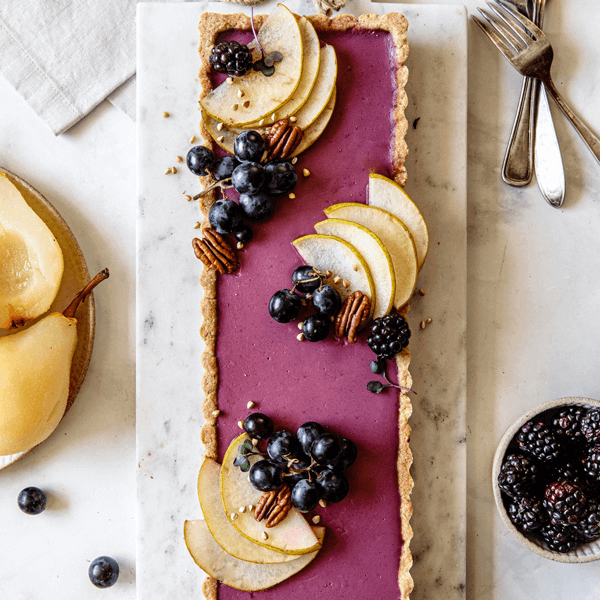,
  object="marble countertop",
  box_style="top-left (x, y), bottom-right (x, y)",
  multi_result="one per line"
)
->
top-left (1, 1), bottom-right (600, 599)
